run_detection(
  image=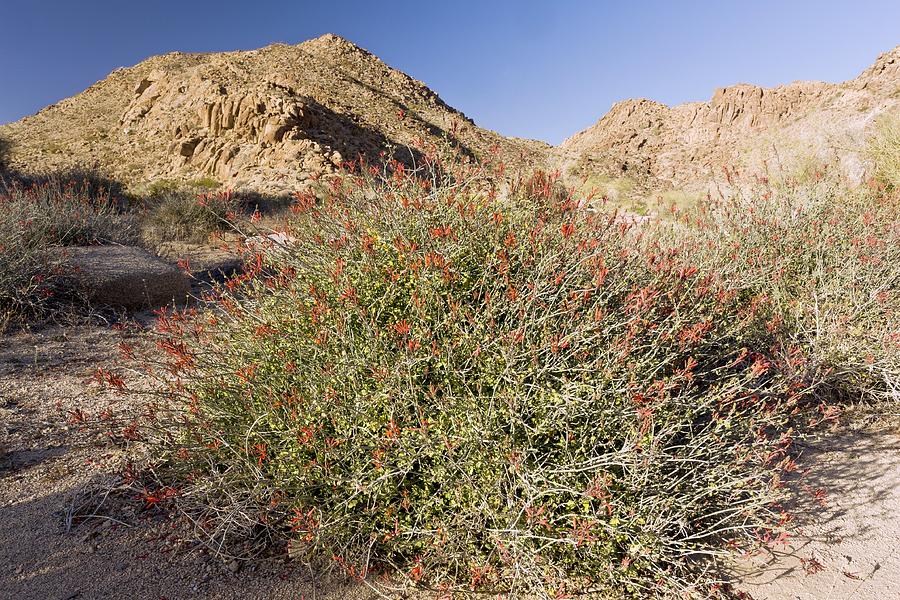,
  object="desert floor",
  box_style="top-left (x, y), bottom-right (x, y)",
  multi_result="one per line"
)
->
top-left (2, 321), bottom-right (898, 600)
